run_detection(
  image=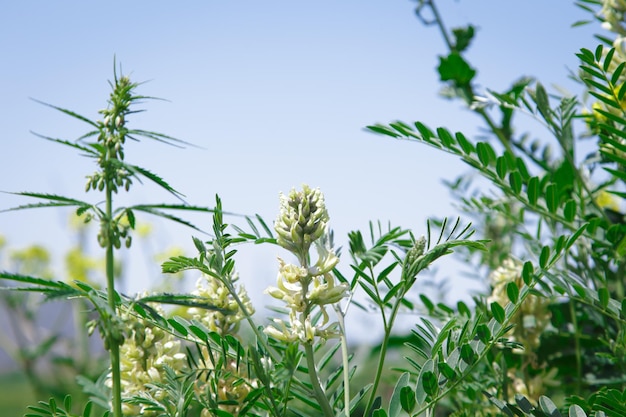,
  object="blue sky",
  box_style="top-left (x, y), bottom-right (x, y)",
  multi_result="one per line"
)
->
top-left (0, 2), bottom-right (600, 341)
